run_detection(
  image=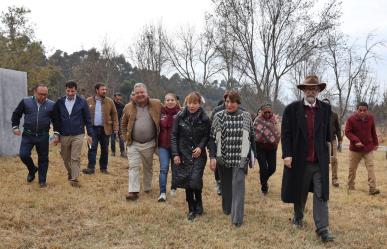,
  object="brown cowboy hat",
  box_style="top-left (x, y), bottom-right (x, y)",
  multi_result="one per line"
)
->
top-left (297, 75), bottom-right (326, 92)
